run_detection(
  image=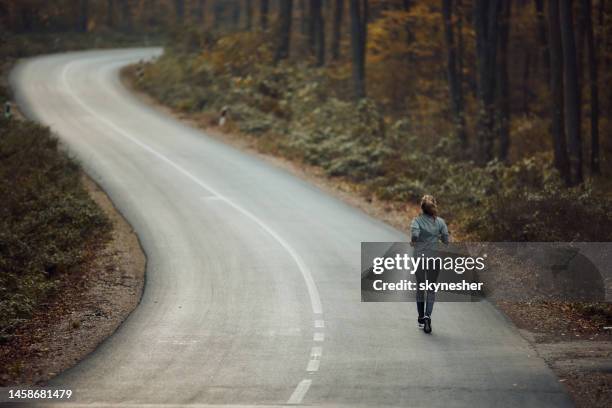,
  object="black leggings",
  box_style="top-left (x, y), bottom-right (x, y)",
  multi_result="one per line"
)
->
top-left (416, 268), bottom-right (439, 318)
